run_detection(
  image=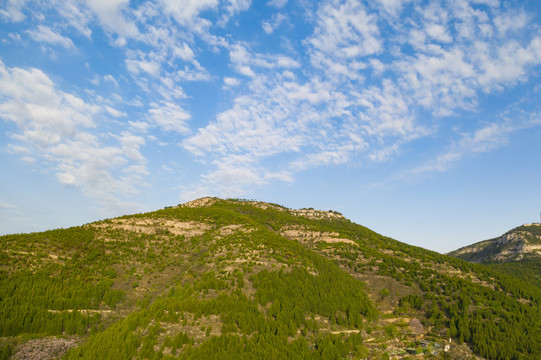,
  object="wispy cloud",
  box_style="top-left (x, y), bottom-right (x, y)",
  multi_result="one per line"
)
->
top-left (26, 25), bottom-right (74, 48)
top-left (147, 101), bottom-right (191, 134)
top-left (406, 117), bottom-right (540, 177)
top-left (262, 13), bottom-right (287, 34)
top-left (0, 0), bottom-right (28, 22)
top-left (0, 200), bottom-right (17, 210)
top-left (267, 0), bottom-right (287, 9)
